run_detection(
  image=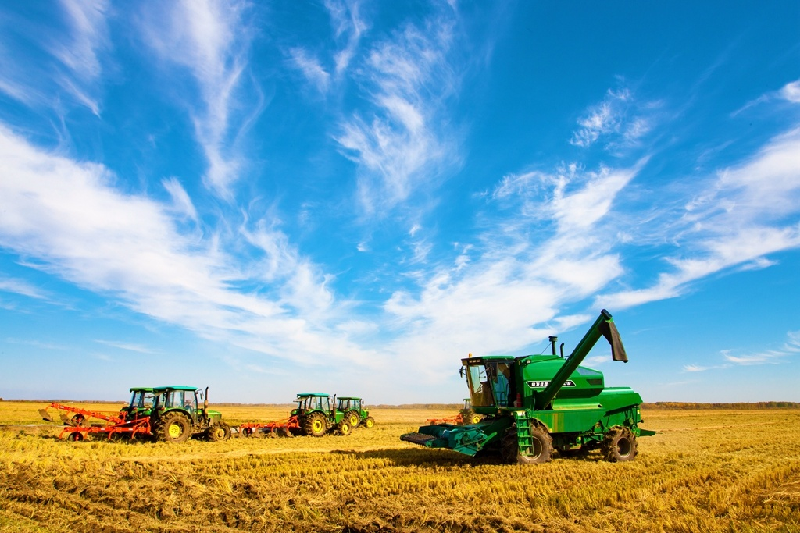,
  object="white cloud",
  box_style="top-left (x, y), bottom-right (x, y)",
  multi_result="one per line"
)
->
top-left (324, 0), bottom-right (367, 75)
top-left (162, 177), bottom-right (198, 221)
top-left (0, 277), bottom-right (49, 300)
top-left (138, 0), bottom-right (257, 200)
top-left (570, 86), bottom-right (657, 151)
top-left (95, 340), bottom-right (156, 354)
top-left (0, 125), bottom-right (381, 369)
top-left (780, 80), bottom-right (800, 103)
top-left (601, 128), bottom-right (800, 310)
top-left (288, 48), bottom-right (330, 93)
top-left (336, 17), bottom-right (459, 215)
